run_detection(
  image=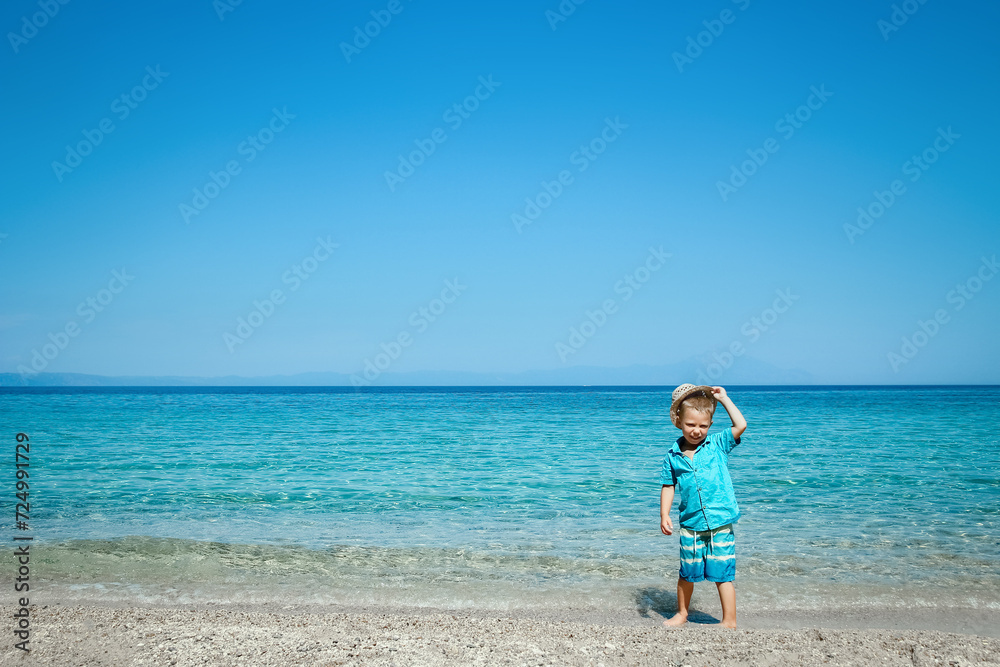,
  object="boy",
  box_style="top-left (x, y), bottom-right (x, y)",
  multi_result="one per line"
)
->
top-left (659, 384), bottom-right (747, 629)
